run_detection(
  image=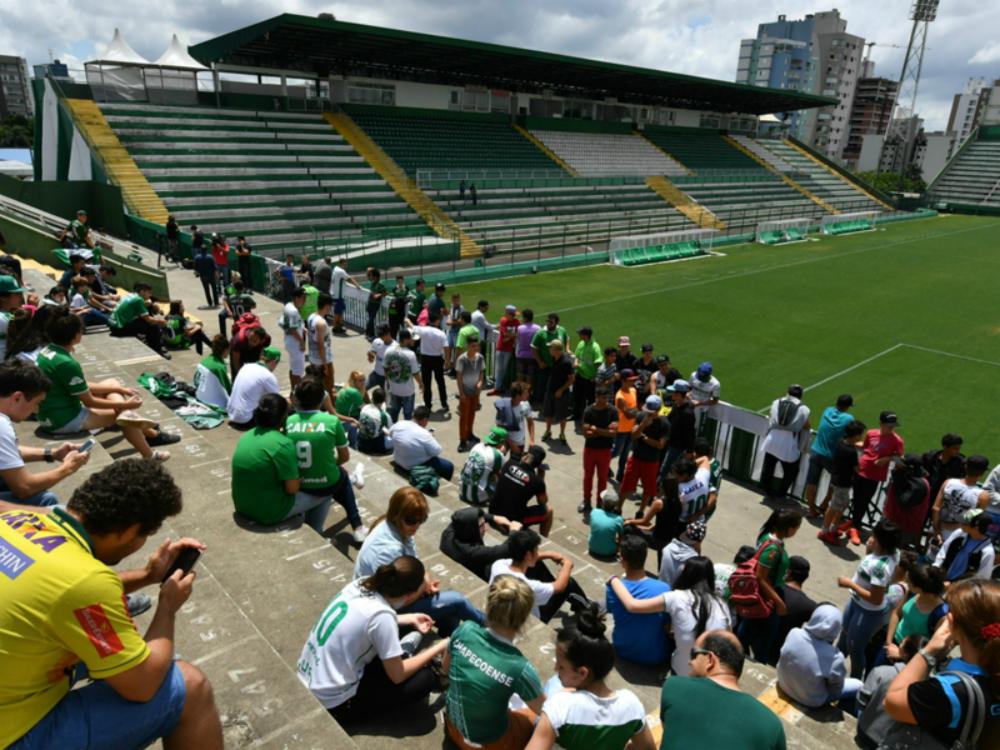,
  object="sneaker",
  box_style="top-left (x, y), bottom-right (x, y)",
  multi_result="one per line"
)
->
top-left (469, 434), bottom-right (480, 445)
top-left (817, 529), bottom-right (842, 546)
top-left (558, 434), bottom-right (567, 445)
top-left (848, 526), bottom-right (862, 546)
top-left (582, 507), bottom-right (591, 525)
top-left (542, 430), bottom-right (552, 441)
top-left (126, 592), bottom-right (153, 617)
top-left (116, 410), bottom-right (156, 431)
top-left (350, 463), bottom-right (366, 489)
top-left (147, 431), bottom-right (180, 447)
top-left (399, 630), bottom-right (423, 657)
top-left (457, 441), bottom-right (470, 453)
top-left (836, 519), bottom-right (854, 534)
top-left (151, 450), bottom-right (170, 462)
top-left (158, 350), bottom-right (172, 360)
top-left (352, 526), bottom-right (369, 545)
top-left (441, 410), bottom-right (452, 419)
top-left (577, 501), bottom-right (588, 514)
